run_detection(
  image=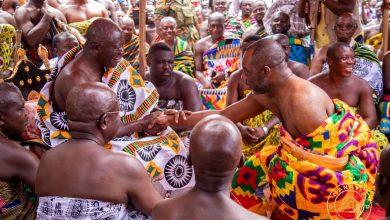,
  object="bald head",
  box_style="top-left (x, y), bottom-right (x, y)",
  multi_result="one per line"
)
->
top-left (190, 115), bottom-right (242, 173)
top-left (0, 82), bottom-right (23, 112)
top-left (326, 42), bottom-right (351, 59)
top-left (85, 18), bottom-right (122, 47)
top-left (66, 82), bottom-right (119, 123)
top-left (245, 38), bottom-right (286, 68)
top-left (208, 12), bottom-right (225, 23)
